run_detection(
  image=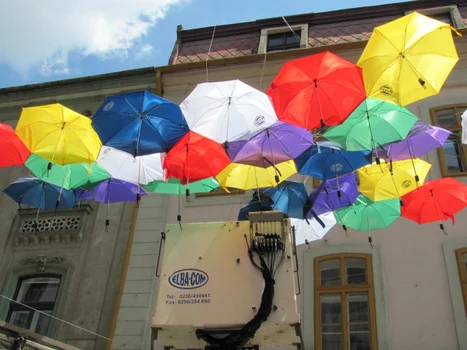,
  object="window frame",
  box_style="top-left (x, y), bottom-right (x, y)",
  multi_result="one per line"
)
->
top-left (430, 104), bottom-right (467, 177)
top-left (258, 24), bottom-right (308, 54)
top-left (455, 248), bottom-right (467, 316)
top-left (313, 253), bottom-right (378, 350)
top-left (406, 6), bottom-right (466, 29)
